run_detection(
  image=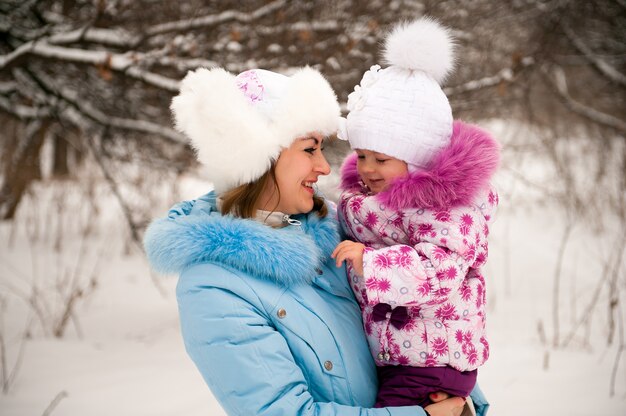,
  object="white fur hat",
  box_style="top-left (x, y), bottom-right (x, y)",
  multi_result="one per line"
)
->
top-left (171, 66), bottom-right (340, 192)
top-left (338, 17), bottom-right (456, 169)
